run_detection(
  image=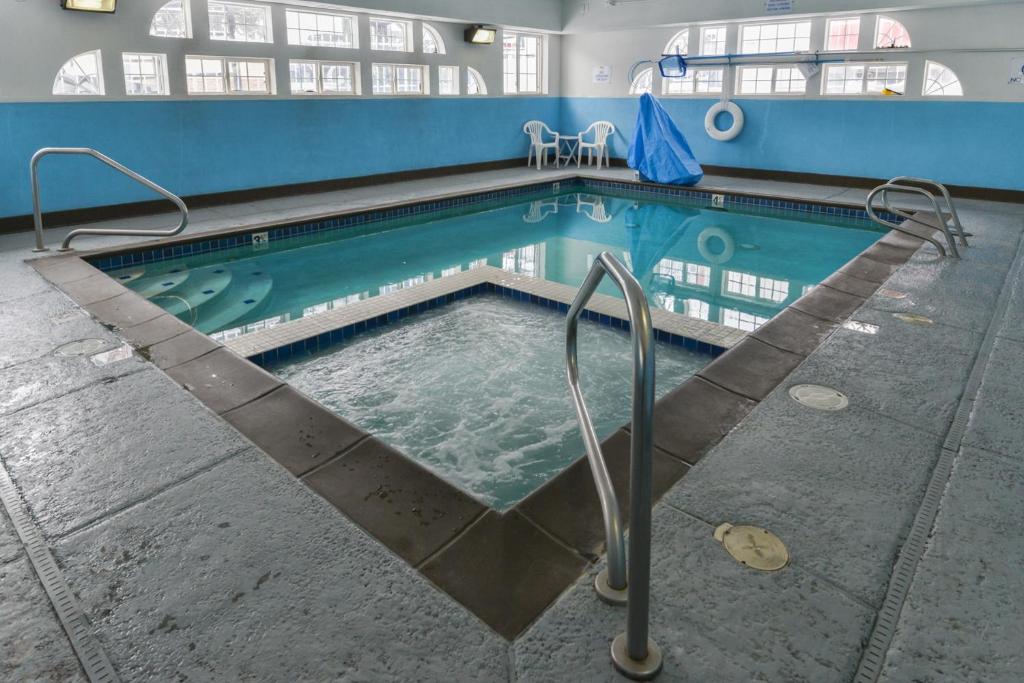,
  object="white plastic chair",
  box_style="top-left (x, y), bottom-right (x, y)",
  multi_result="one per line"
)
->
top-left (524, 120), bottom-right (560, 170)
top-left (522, 198), bottom-right (560, 223)
top-left (576, 194), bottom-right (613, 223)
top-left (578, 121), bottom-right (615, 169)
